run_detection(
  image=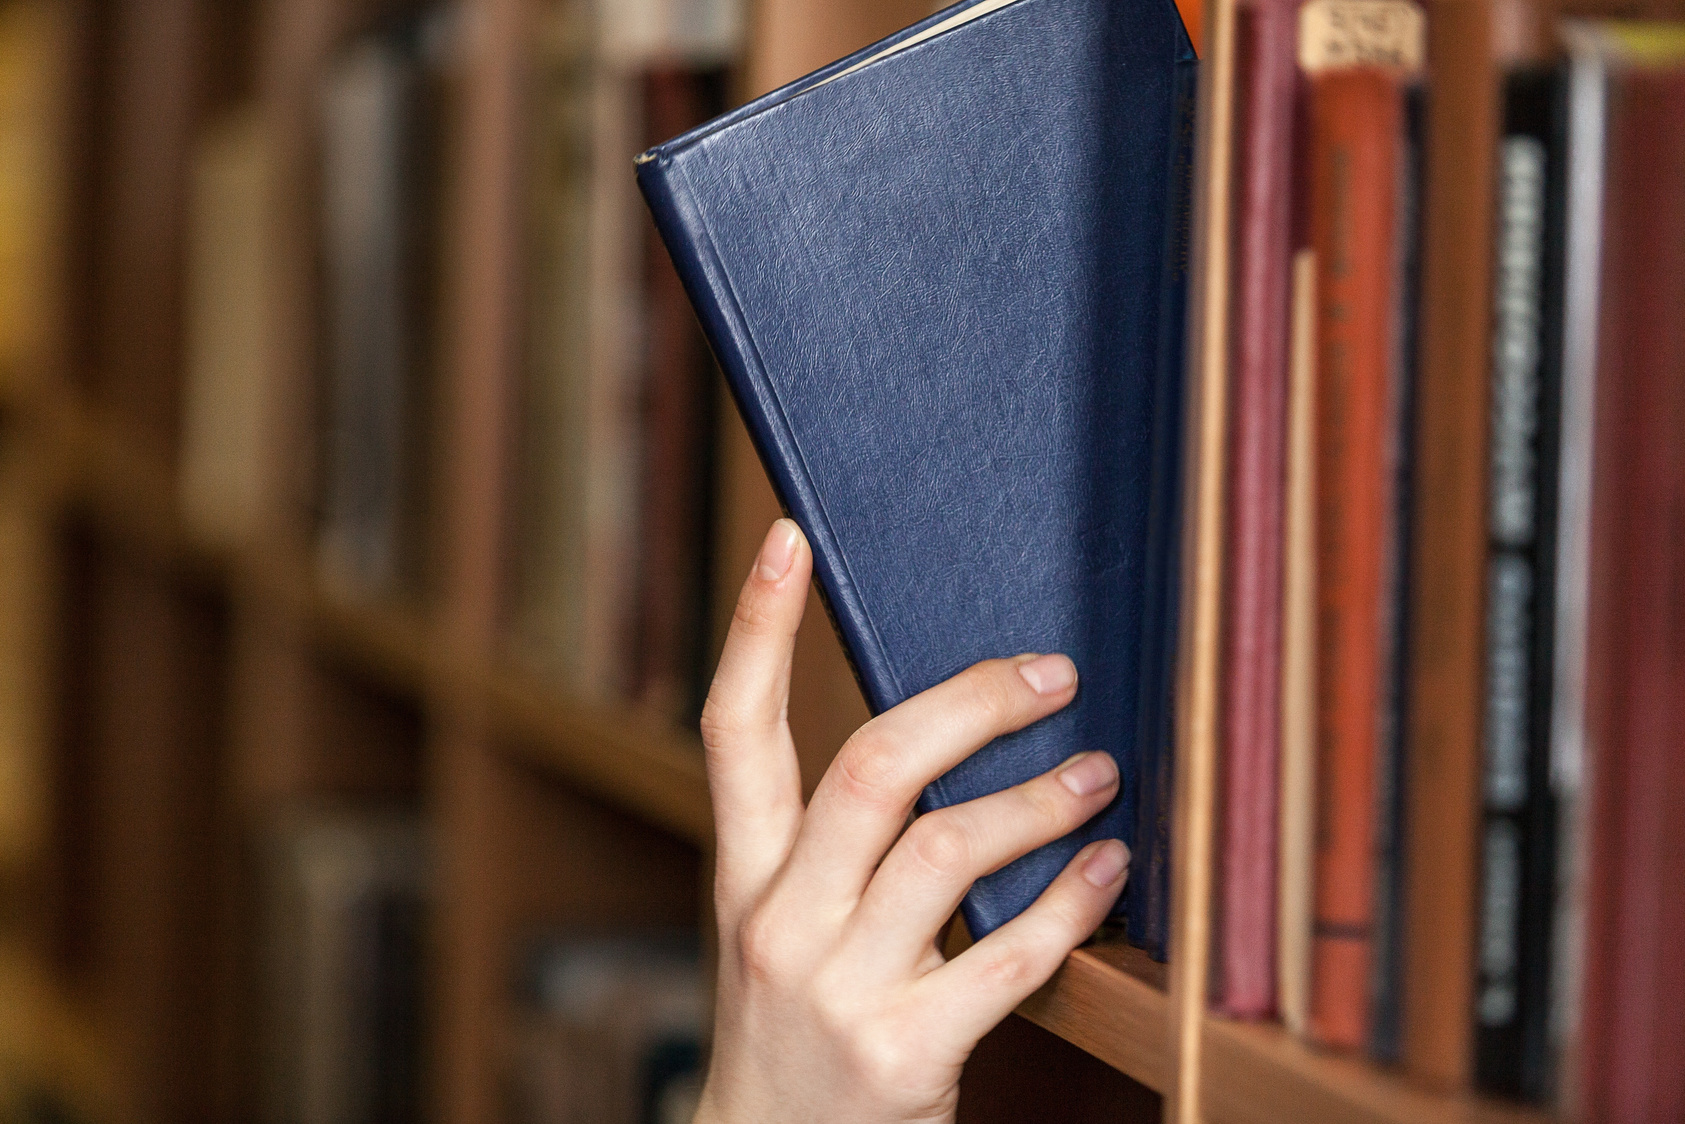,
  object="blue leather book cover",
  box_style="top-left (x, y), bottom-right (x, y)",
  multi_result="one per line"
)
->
top-left (637, 0), bottom-right (1196, 937)
top-left (1128, 56), bottom-right (1197, 961)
